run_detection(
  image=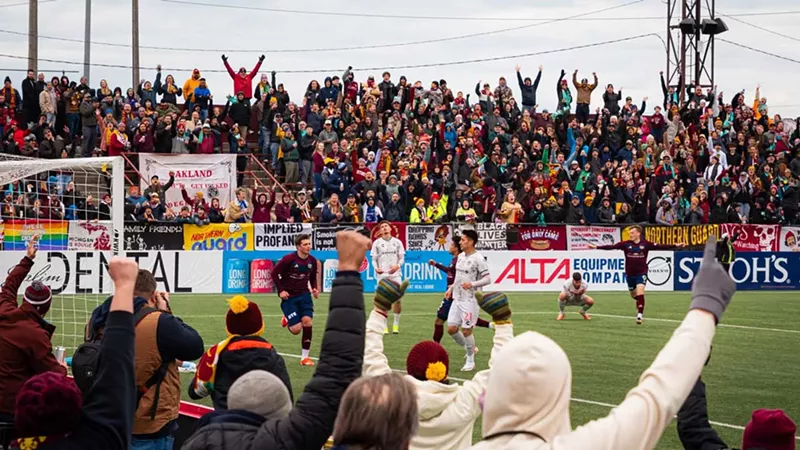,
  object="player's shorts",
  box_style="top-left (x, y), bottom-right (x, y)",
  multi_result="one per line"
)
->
top-left (626, 274), bottom-right (646, 291)
top-left (447, 300), bottom-right (479, 329)
top-left (436, 297), bottom-right (453, 322)
top-left (281, 292), bottom-right (314, 327)
top-left (564, 294), bottom-right (589, 307)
